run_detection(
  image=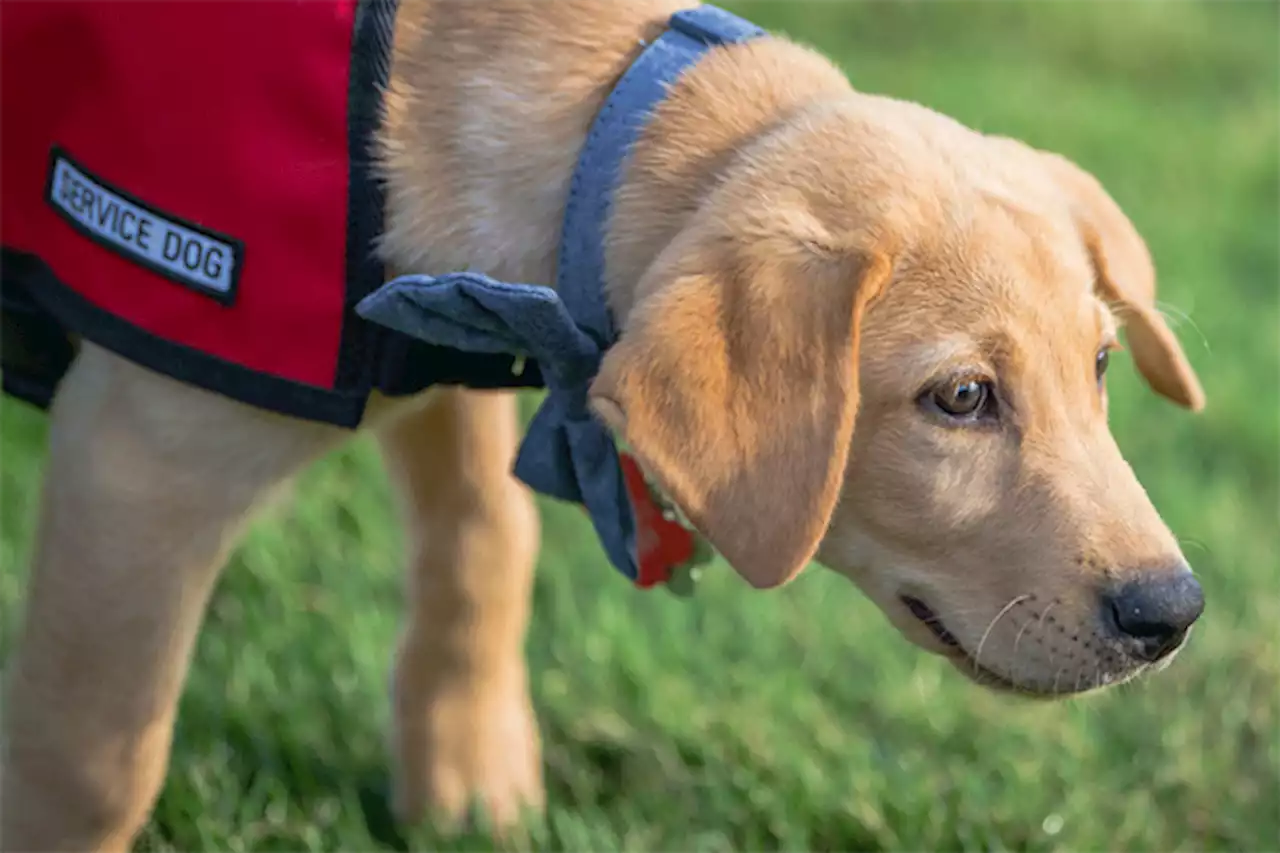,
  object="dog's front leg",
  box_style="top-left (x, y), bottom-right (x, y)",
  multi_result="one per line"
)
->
top-left (0, 344), bottom-right (339, 852)
top-left (378, 387), bottom-right (542, 834)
